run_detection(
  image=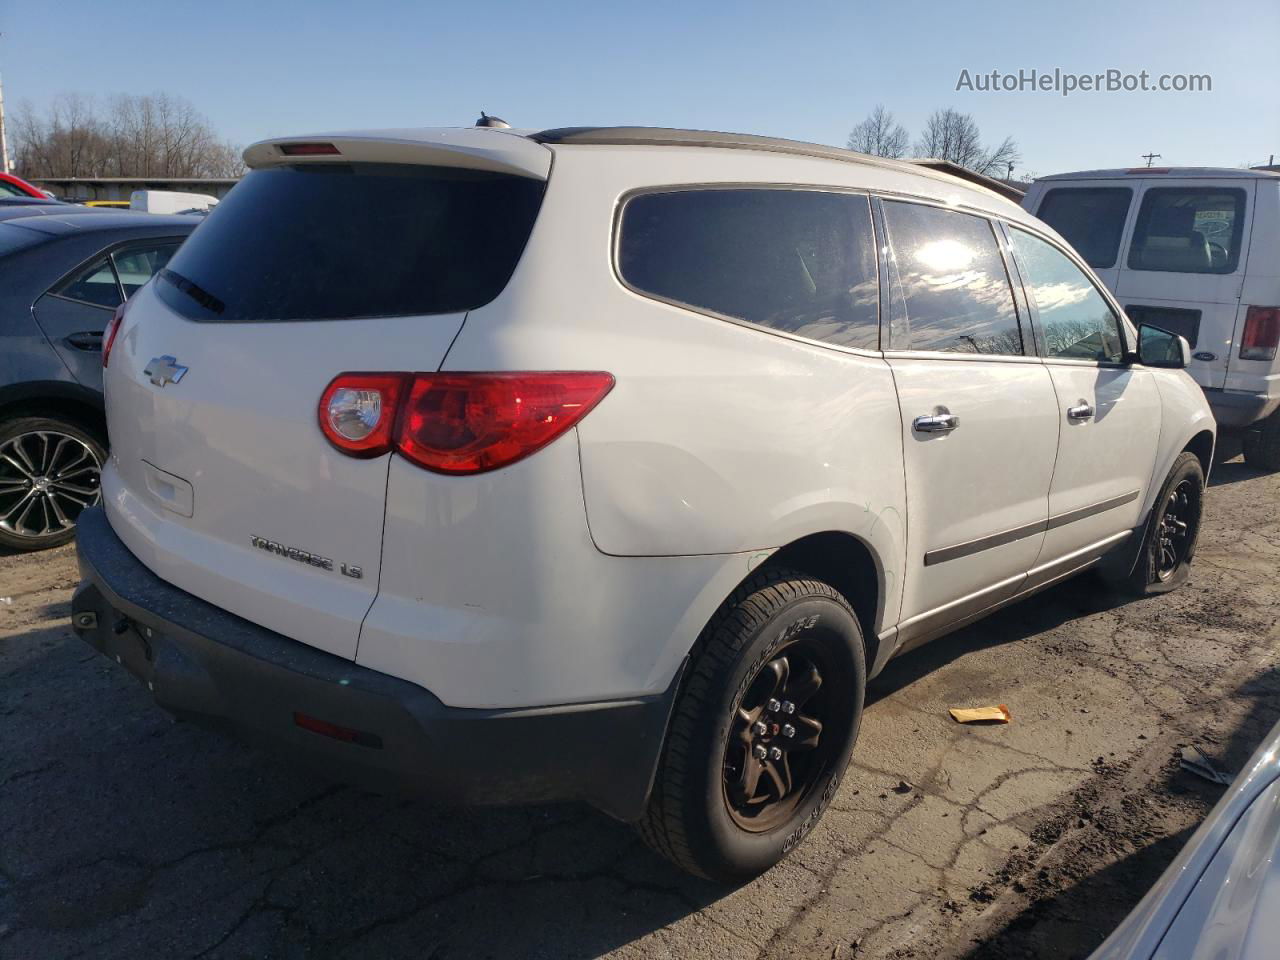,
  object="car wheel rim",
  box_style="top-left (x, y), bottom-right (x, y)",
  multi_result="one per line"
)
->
top-left (0, 430), bottom-right (102, 541)
top-left (1156, 478), bottom-right (1196, 581)
top-left (722, 636), bottom-right (839, 833)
